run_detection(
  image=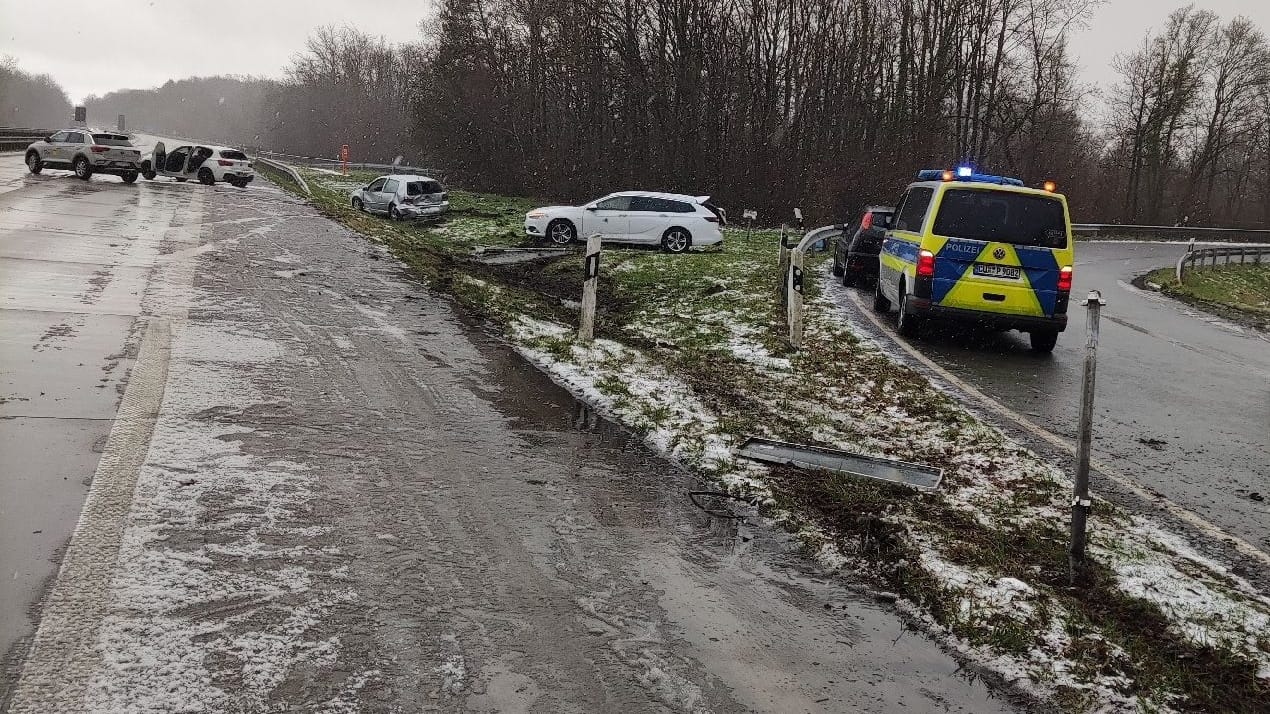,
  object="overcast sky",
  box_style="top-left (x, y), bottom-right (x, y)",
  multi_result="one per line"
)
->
top-left (2, 0), bottom-right (1270, 104)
